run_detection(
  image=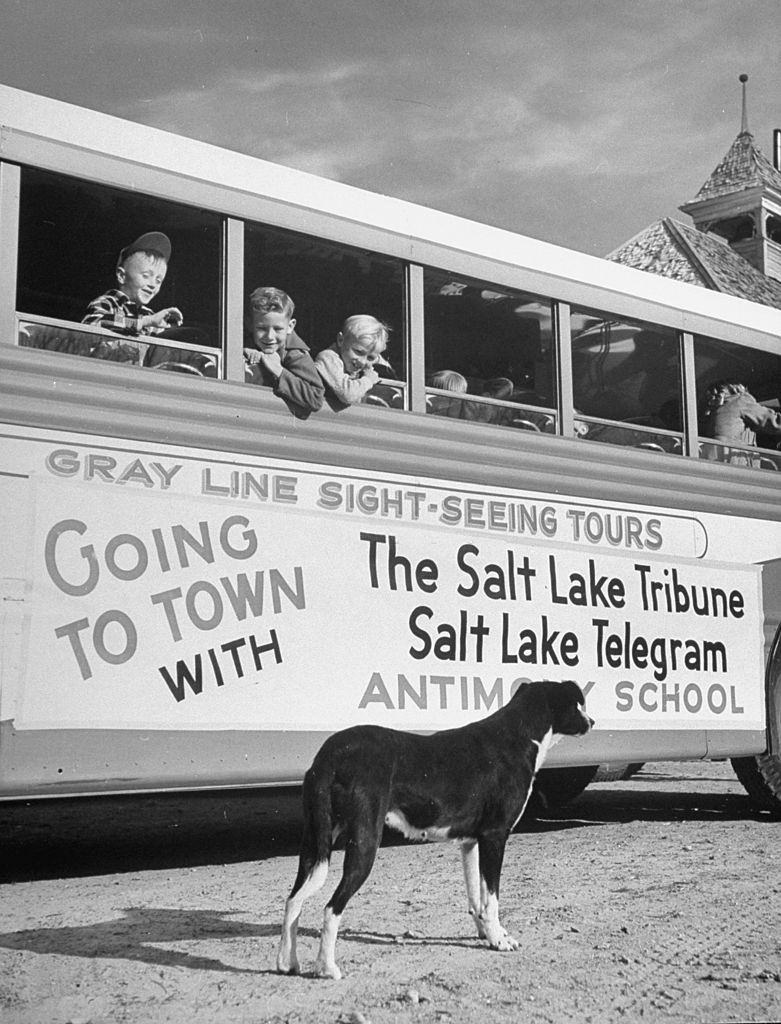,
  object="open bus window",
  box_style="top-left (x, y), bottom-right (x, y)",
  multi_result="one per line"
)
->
top-left (695, 335), bottom-right (781, 471)
top-left (243, 222), bottom-right (406, 408)
top-left (16, 167), bottom-right (221, 375)
top-left (570, 308), bottom-right (683, 455)
top-left (423, 268), bottom-right (556, 431)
